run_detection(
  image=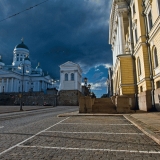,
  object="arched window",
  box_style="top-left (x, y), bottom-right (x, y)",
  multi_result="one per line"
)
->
top-left (154, 47), bottom-right (158, 68)
top-left (71, 73), bottom-right (74, 81)
top-left (65, 73), bottom-right (68, 81)
top-left (137, 57), bottom-right (141, 76)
